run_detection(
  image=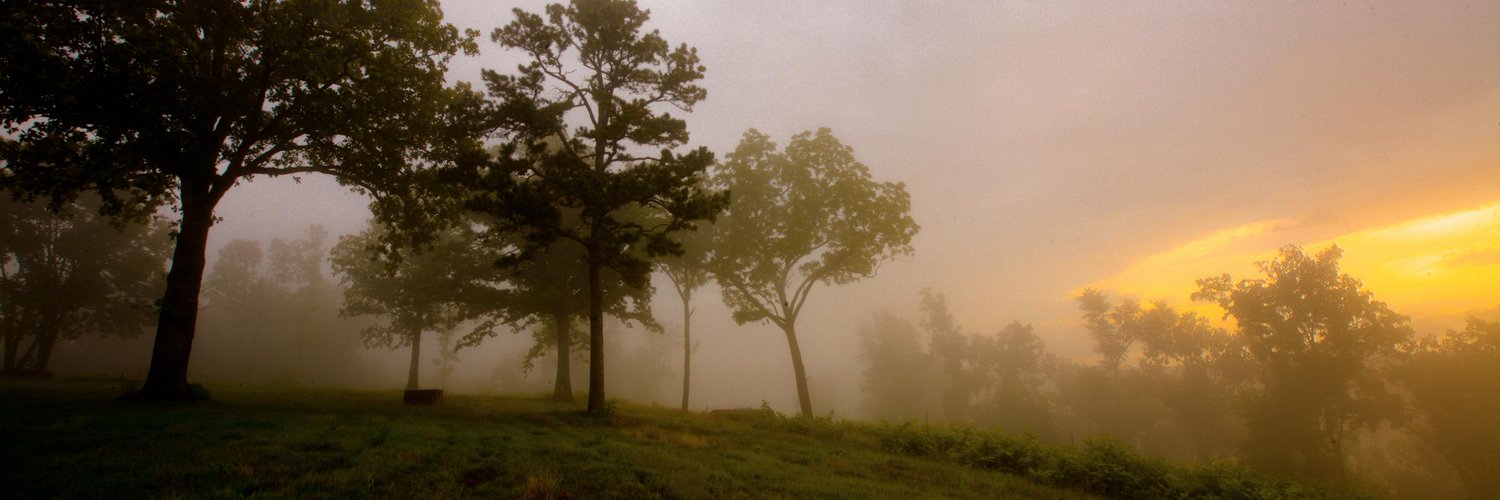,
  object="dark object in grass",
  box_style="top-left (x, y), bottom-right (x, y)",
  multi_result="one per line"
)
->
top-left (404, 389), bottom-right (442, 406)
